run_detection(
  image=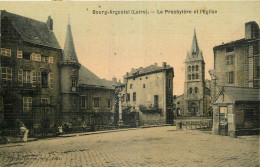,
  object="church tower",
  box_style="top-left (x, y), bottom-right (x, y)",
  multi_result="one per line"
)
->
top-left (59, 19), bottom-right (81, 123)
top-left (184, 29), bottom-right (205, 116)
